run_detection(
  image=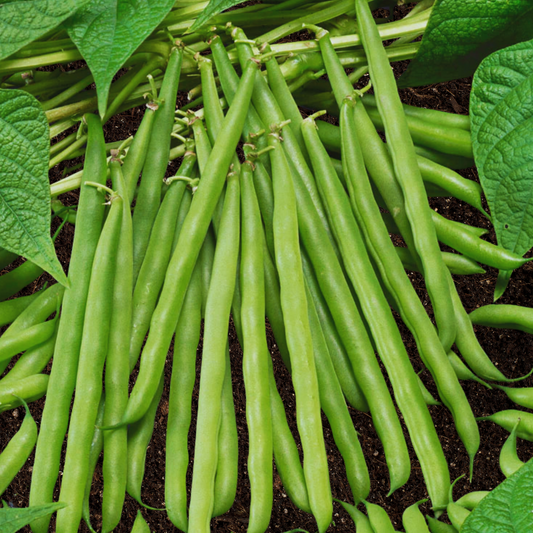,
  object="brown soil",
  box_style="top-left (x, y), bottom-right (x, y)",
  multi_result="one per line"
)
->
top-left (2, 4), bottom-right (533, 533)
